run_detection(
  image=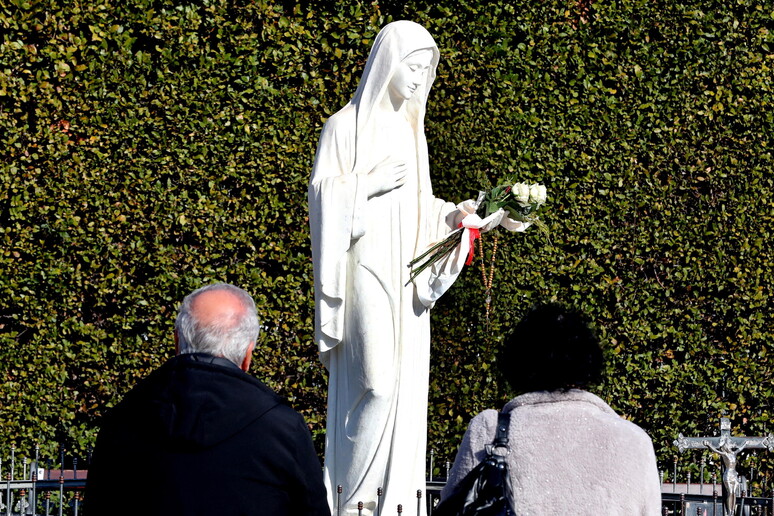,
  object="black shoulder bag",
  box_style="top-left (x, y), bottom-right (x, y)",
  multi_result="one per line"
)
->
top-left (434, 412), bottom-right (514, 516)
